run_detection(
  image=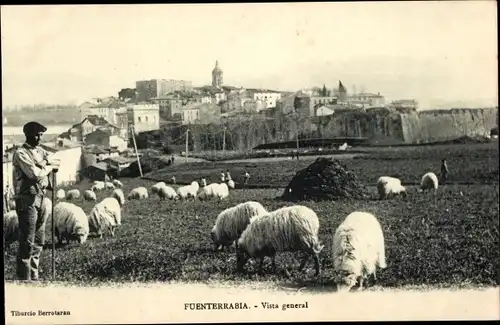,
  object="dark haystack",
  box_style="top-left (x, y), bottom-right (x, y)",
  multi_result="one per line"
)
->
top-left (282, 158), bottom-right (369, 201)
